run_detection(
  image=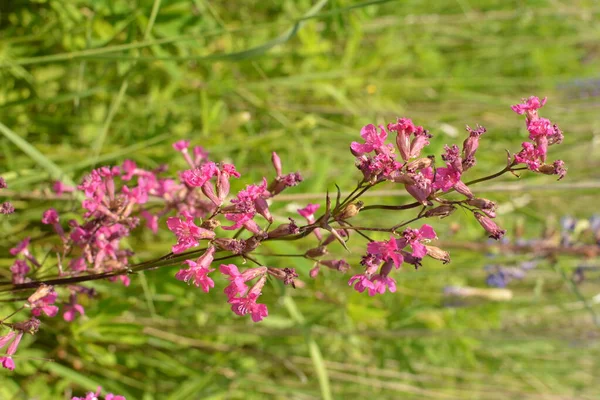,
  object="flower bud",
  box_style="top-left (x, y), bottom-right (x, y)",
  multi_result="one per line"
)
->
top-left (319, 259), bottom-right (350, 272)
top-left (305, 246), bottom-right (328, 258)
top-left (474, 212), bottom-right (506, 240)
top-left (336, 201), bottom-right (363, 221)
top-left (388, 171), bottom-right (415, 184)
top-left (267, 219), bottom-right (300, 239)
top-left (309, 265), bottom-right (320, 278)
top-left (254, 197), bottom-right (273, 223)
top-left (271, 152), bottom-right (283, 177)
top-left (453, 181), bottom-right (473, 198)
top-left (466, 198), bottom-right (496, 210)
top-left (424, 205), bottom-right (456, 218)
top-left (425, 245), bottom-right (451, 264)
